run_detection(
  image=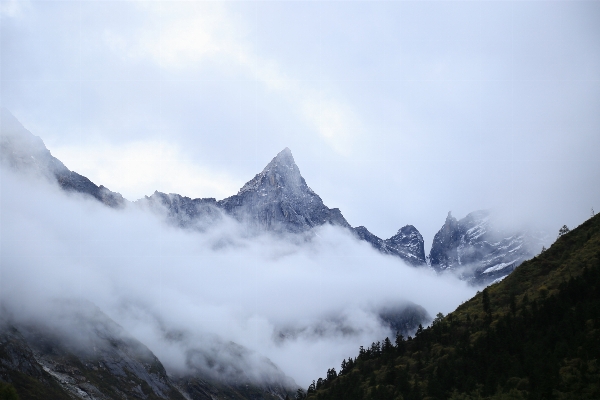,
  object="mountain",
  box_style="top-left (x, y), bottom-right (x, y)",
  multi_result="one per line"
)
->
top-left (6, 109), bottom-right (554, 278)
top-left (141, 191), bottom-right (224, 231)
top-left (303, 213), bottom-right (600, 399)
top-left (0, 301), bottom-right (294, 400)
top-left (429, 210), bottom-right (544, 285)
top-left (0, 108), bottom-right (125, 208)
top-left (218, 148), bottom-right (351, 233)
top-left (1, 109), bottom-right (427, 265)
top-left (354, 225), bottom-right (426, 266)
top-left (140, 149), bottom-right (426, 264)
top-left (140, 148), bottom-right (352, 235)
